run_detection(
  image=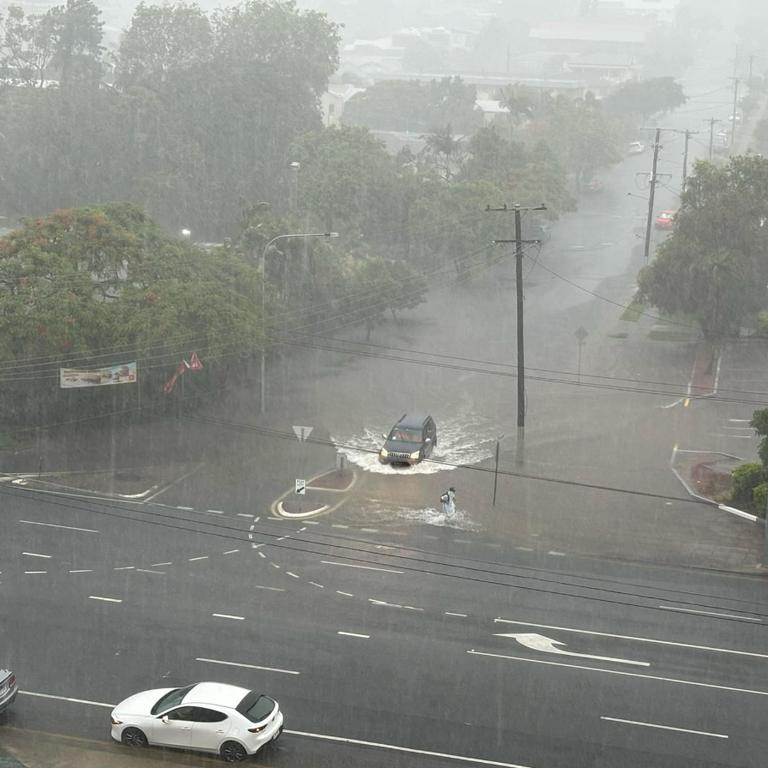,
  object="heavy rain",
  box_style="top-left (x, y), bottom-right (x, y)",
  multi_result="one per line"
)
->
top-left (1, 1), bottom-right (768, 767)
